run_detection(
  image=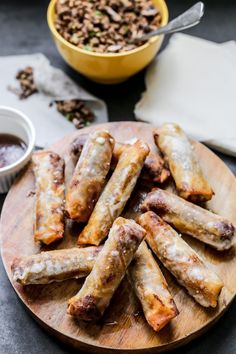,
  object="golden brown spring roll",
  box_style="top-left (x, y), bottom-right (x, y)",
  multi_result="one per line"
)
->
top-left (64, 136), bottom-right (88, 191)
top-left (70, 135), bottom-right (169, 184)
top-left (113, 143), bottom-right (170, 184)
top-left (68, 217), bottom-right (146, 321)
top-left (139, 212), bottom-right (223, 308)
top-left (66, 130), bottom-right (114, 222)
top-left (12, 239), bottom-right (177, 331)
top-left (143, 154), bottom-right (170, 183)
top-left (11, 246), bottom-right (102, 285)
top-left (154, 123), bottom-right (213, 202)
top-left (32, 151), bottom-right (65, 245)
top-left (78, 140), bottom-right (149, 245)
top-left (128, 241), bottom-right (178, 331)
top-left (141, 188), bottom-right (235, 251)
